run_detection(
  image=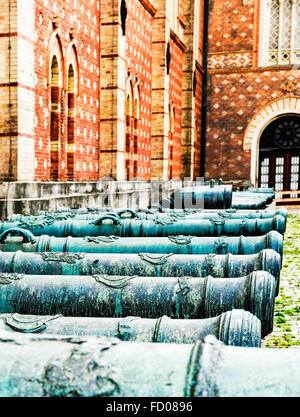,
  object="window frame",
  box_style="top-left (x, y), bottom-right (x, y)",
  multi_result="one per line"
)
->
top-left (259, 0), bottom-right (300, 67)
